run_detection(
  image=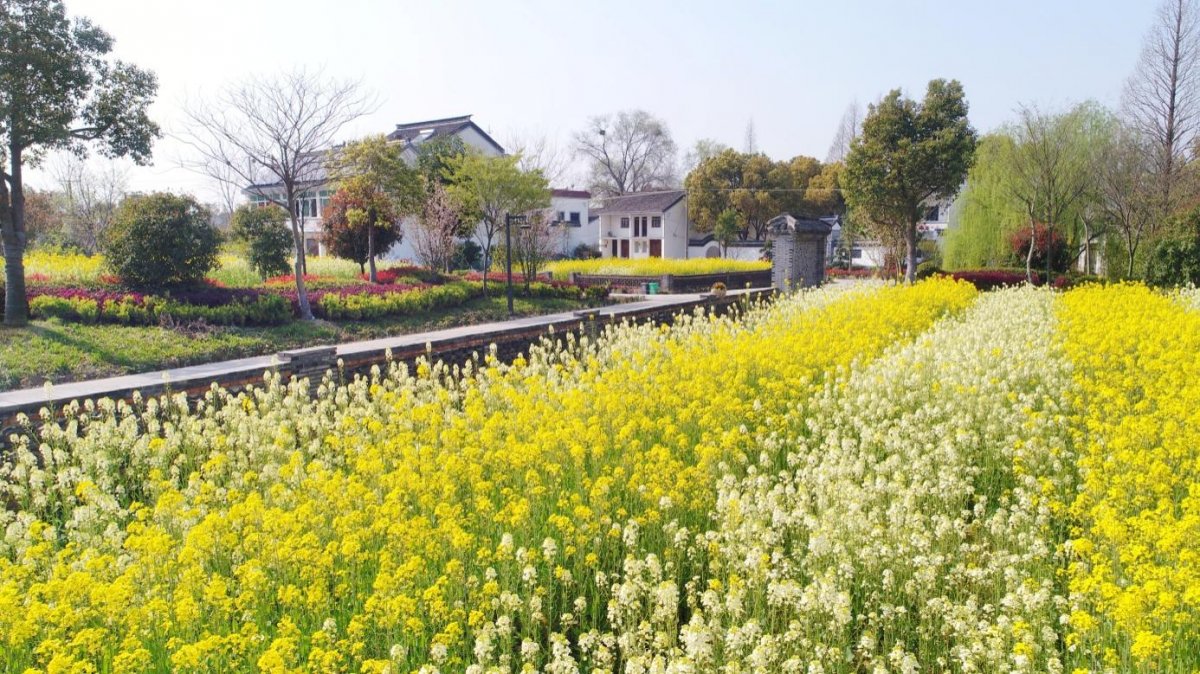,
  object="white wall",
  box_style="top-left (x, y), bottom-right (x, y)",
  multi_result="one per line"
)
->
top-left (598, 199), bottom-right (689, 259)
top-left (458, 126), bottom-right (504, 156)
top-left (550, 195), bottom-right (594, 255)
